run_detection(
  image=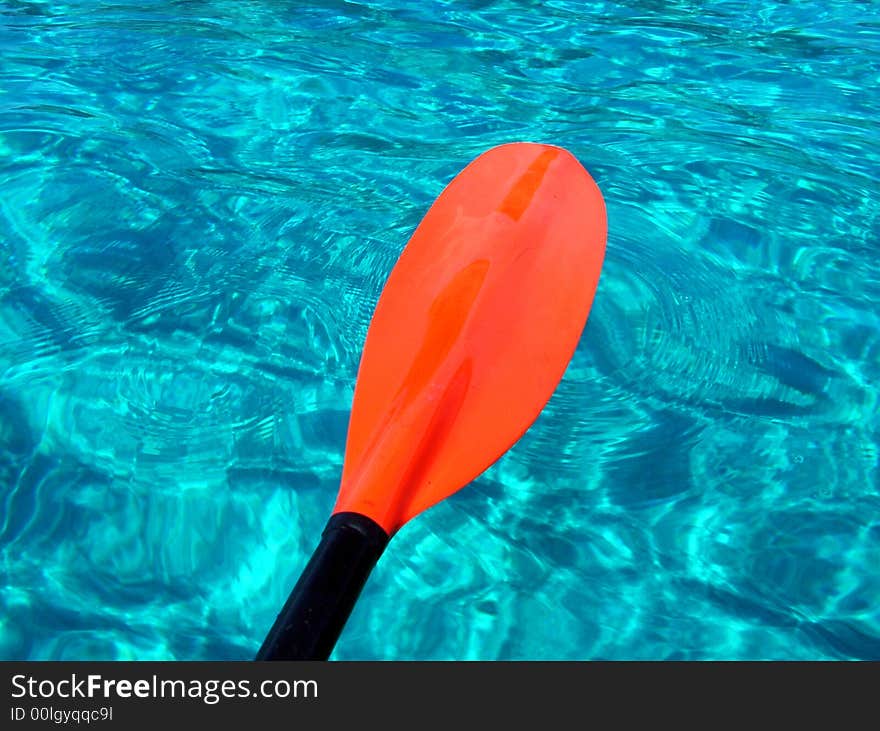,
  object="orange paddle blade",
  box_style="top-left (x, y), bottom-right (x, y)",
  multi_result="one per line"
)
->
top-left (333, 142), bottom-right (607, 535)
